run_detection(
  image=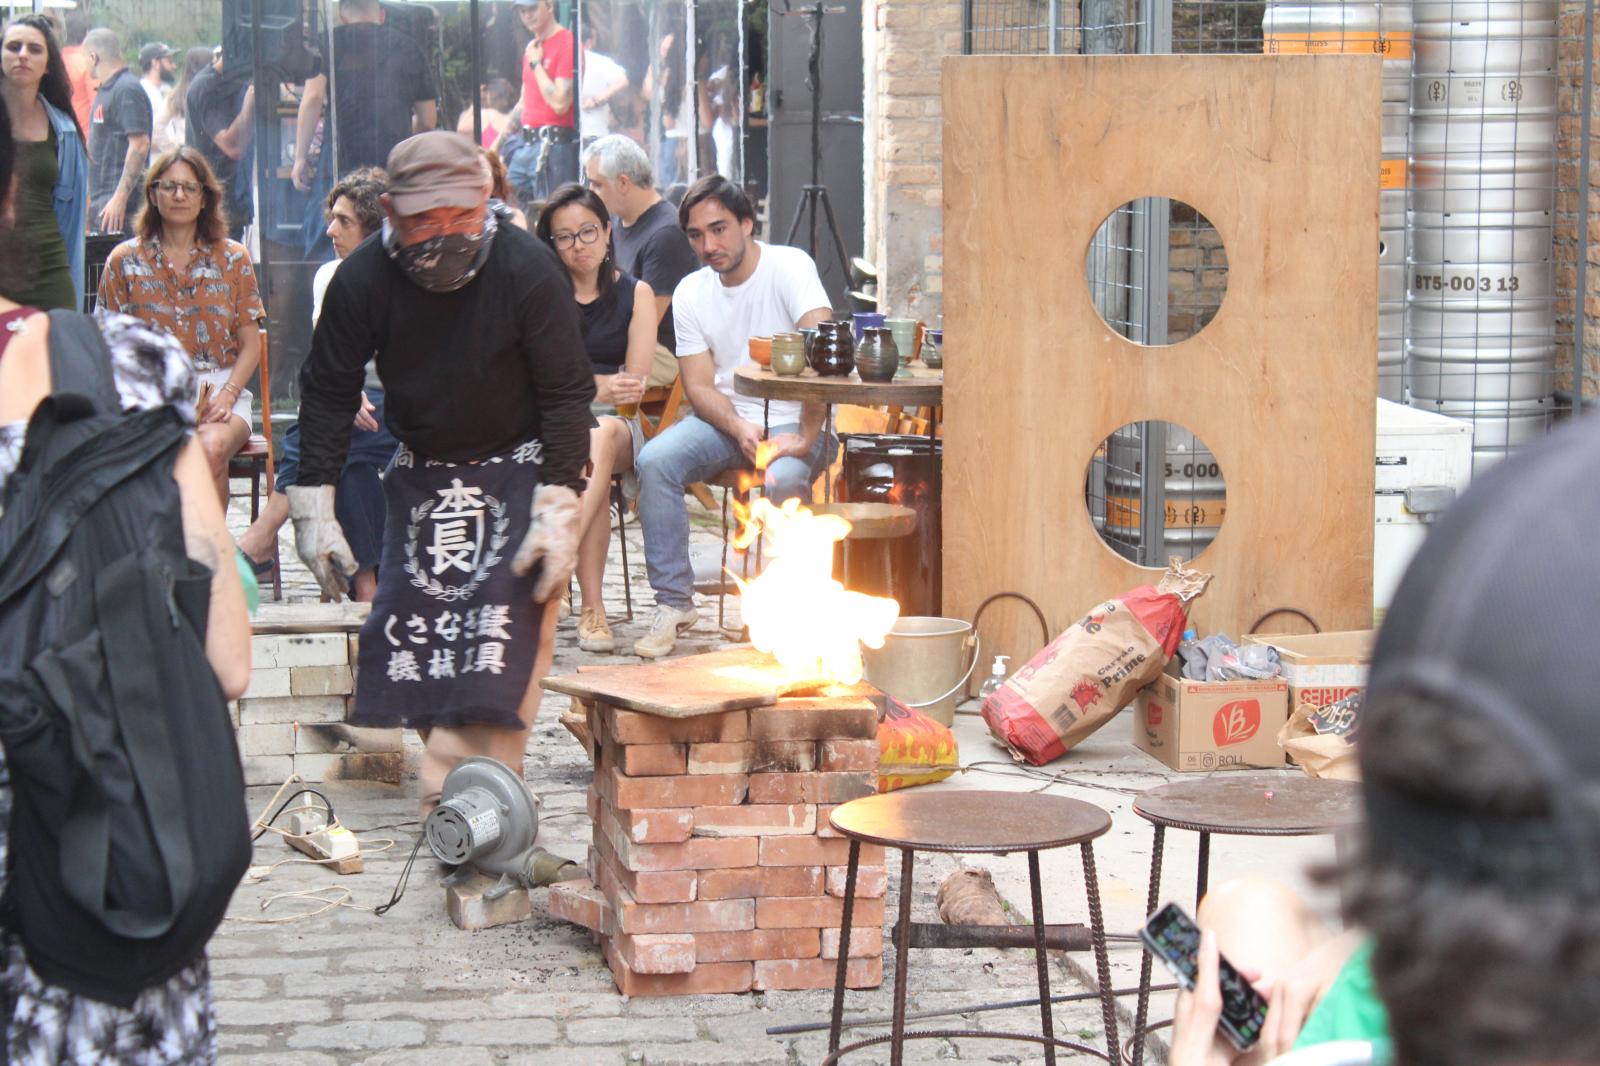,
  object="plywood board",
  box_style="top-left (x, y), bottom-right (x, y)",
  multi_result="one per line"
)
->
top-left (942, 55), bottom-right (1380, 672)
